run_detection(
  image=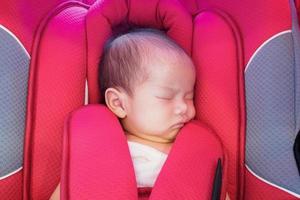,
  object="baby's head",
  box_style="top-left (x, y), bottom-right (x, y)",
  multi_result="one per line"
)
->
top-left (99, 29), bottom-right (196, 143)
